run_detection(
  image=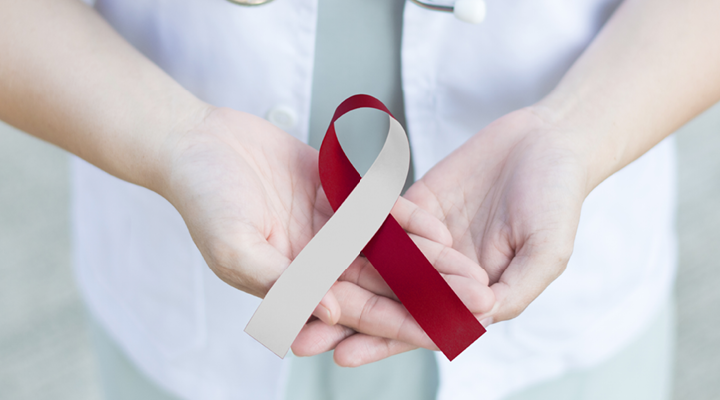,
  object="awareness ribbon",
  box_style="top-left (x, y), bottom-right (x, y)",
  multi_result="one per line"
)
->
top-left (245, 94), bottom-right (485, 360)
